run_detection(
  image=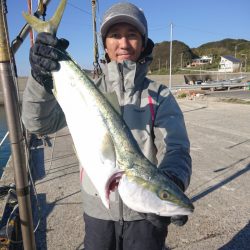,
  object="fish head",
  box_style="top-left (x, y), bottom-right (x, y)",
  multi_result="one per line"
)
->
top-left (118, 169), bottom-right (194, 217)
top-left (153, 175), bottom-right (195, 216)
